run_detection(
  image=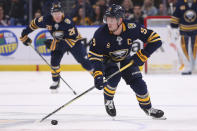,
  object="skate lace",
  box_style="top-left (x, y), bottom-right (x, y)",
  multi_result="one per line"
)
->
top-left (105, 100), bottom-right (114, 109)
